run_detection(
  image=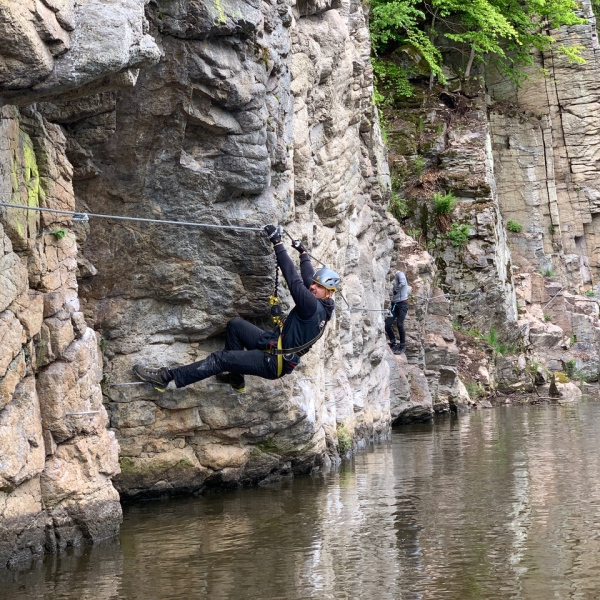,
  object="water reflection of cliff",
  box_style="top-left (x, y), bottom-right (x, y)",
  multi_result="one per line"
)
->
top-left (4, 404), bottom-right (600, 599)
